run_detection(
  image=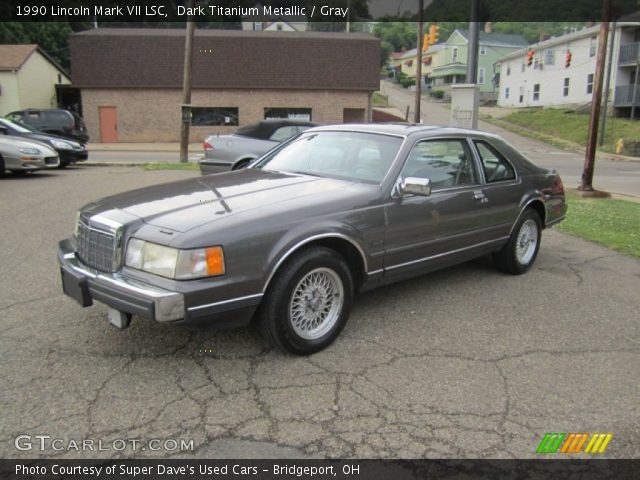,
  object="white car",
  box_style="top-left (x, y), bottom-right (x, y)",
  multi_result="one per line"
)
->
top-left (0, 135), bottom-right (60, 175)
